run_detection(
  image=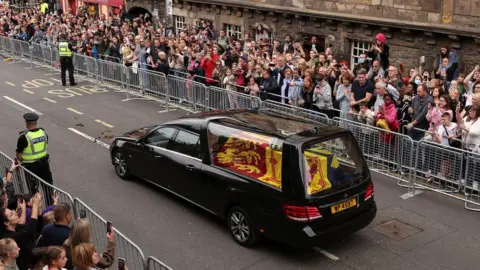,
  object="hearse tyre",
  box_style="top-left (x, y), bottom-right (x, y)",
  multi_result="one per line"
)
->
top-left (227, 206), bottom-right (259, 247)
top-left (113, 149), bottom-right (131, 180)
